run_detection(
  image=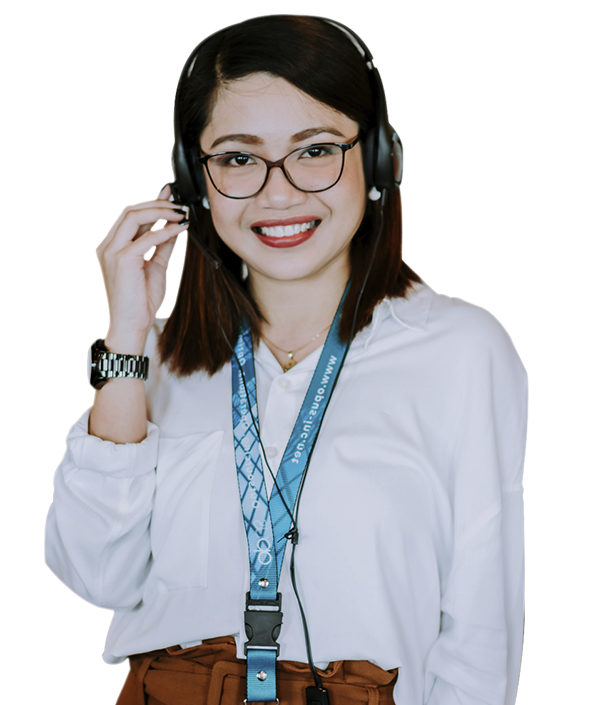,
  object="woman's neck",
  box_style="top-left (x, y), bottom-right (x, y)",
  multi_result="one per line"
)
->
top-left (247, 264), bottom-right (349, 369)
